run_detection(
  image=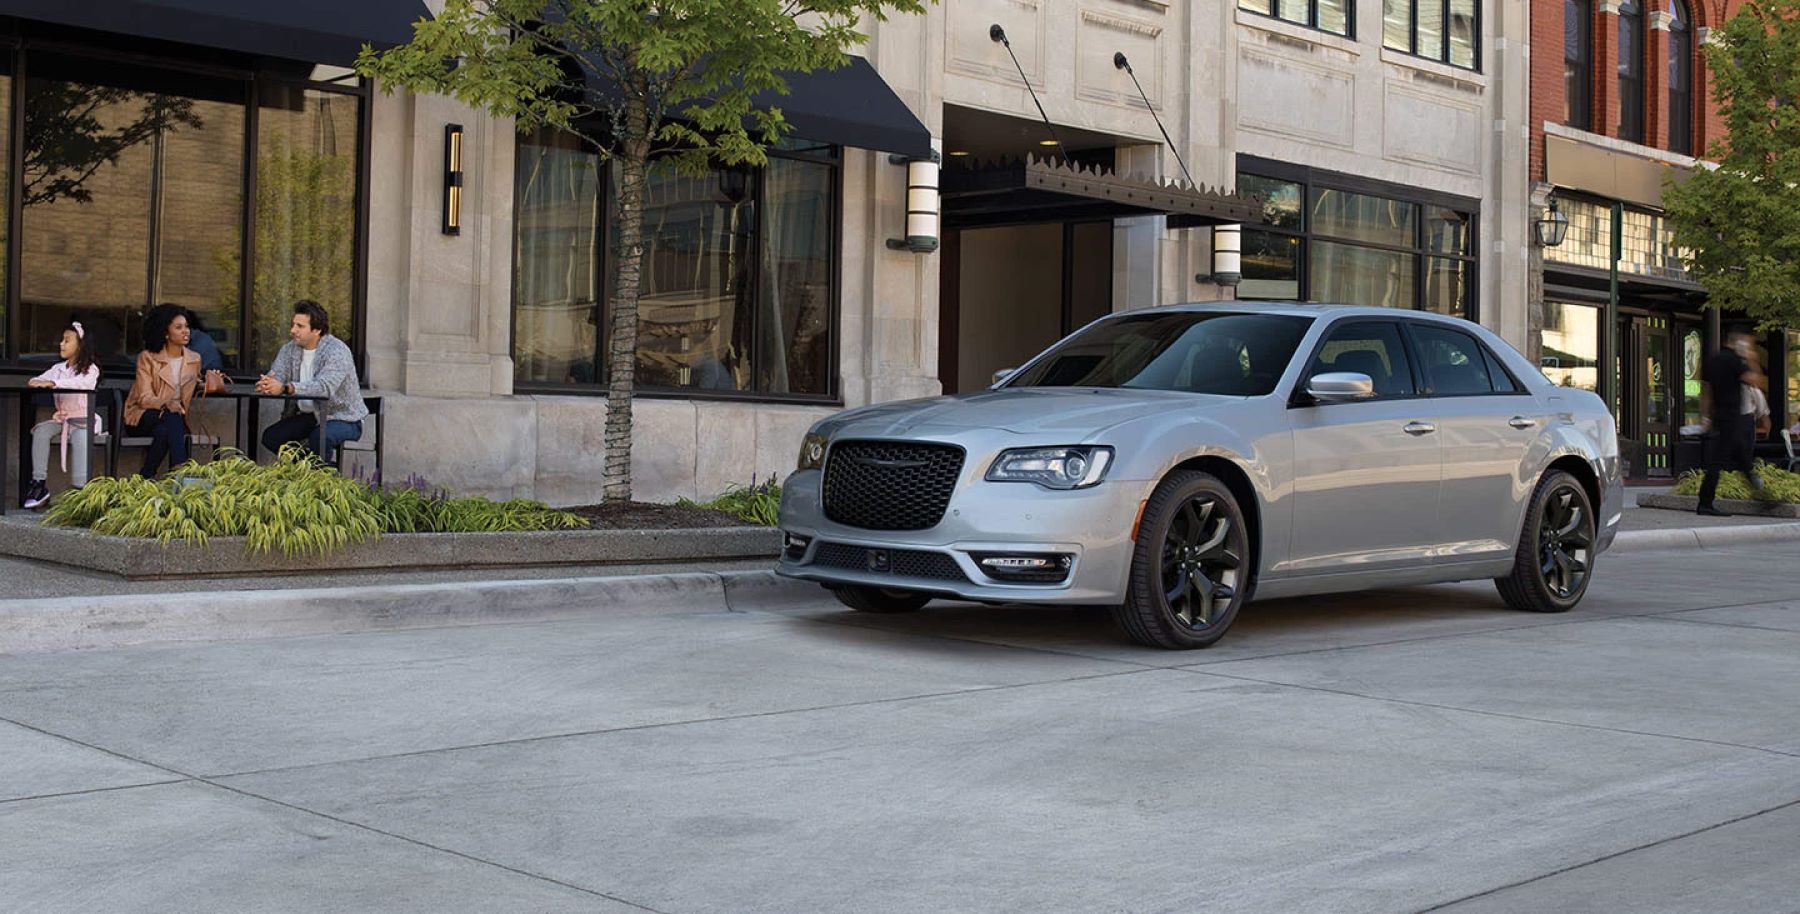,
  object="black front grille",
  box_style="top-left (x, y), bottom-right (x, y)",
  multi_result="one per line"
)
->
top-left (822, 440), bottom-right (965, 531)
top-left (812, 542), bottom-right (968, 582)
